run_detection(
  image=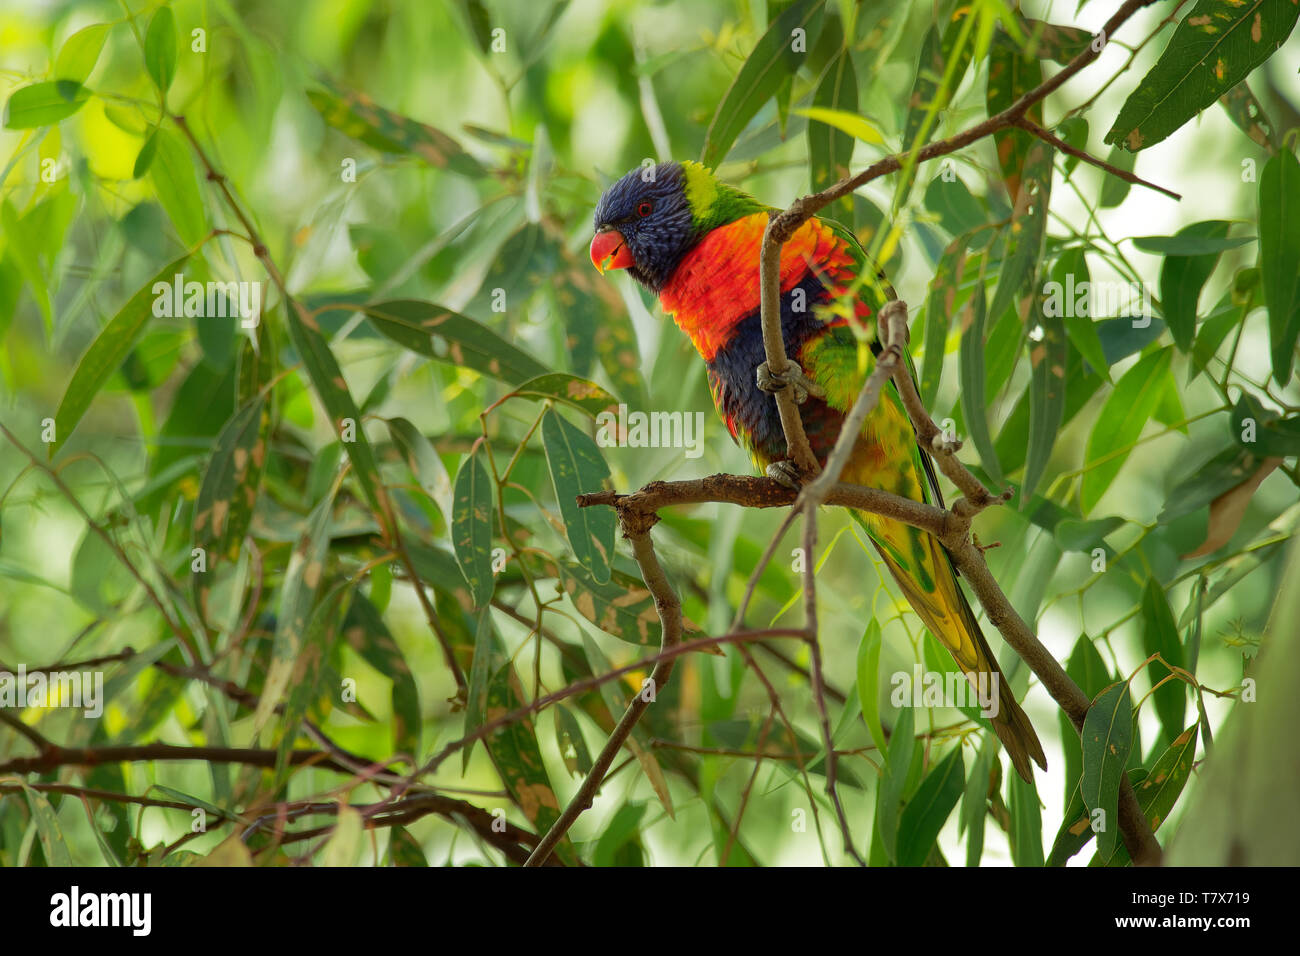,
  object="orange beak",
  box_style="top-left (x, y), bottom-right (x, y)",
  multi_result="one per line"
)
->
top-left (590, 229), bottom-right (635, 274)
